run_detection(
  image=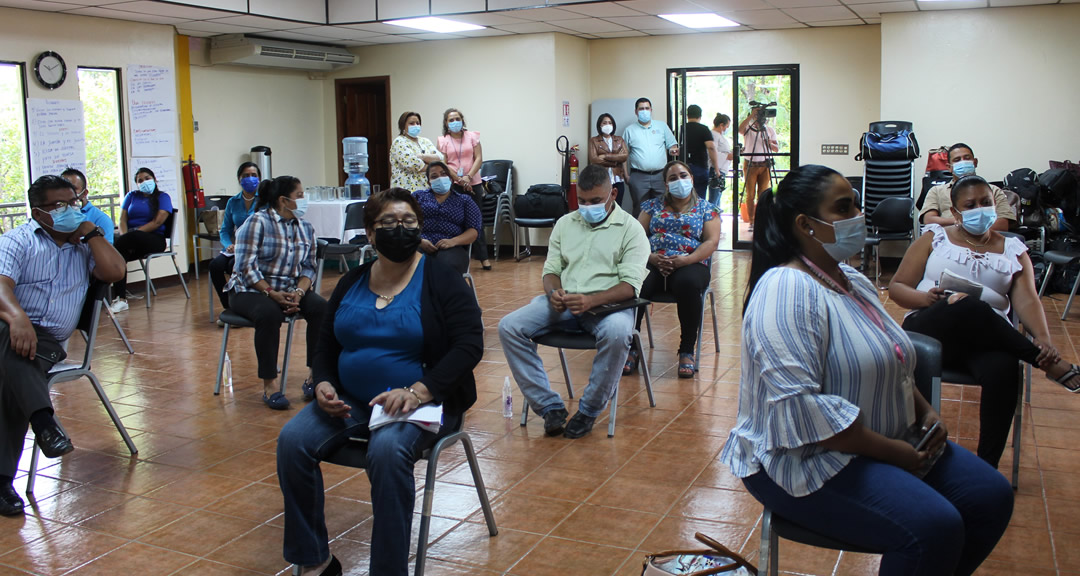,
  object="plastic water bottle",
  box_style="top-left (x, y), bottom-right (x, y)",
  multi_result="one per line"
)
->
top-left (343, 137), bottom-right (370, 199)
top-left (502, 377), bottom-right (514, 418)
top-left (223, 352), bottom-right (233, 388)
